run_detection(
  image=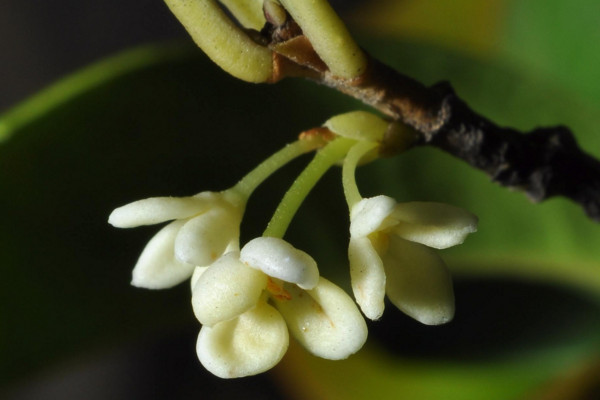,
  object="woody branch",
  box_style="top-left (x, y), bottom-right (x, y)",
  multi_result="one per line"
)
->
top-left (266, 17), bottom-right (600, 222)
